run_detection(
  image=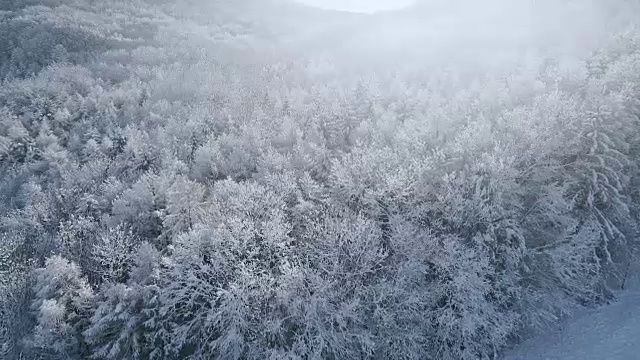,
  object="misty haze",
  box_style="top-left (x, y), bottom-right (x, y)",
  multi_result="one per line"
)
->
top-left (1, 0), bottom-right (640, 359)
top-left (294, 0), bottom-right (416, 13)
